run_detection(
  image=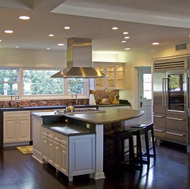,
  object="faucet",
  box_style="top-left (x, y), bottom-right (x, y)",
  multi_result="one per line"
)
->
top-left (9, 96), bottom-right (13, 107)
